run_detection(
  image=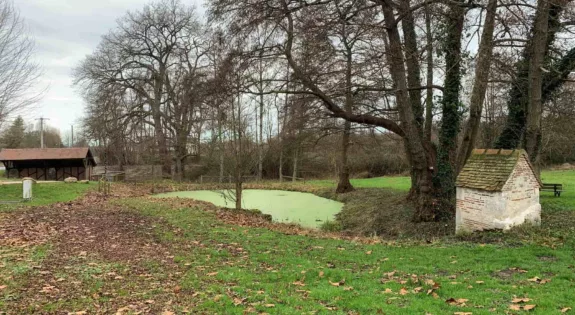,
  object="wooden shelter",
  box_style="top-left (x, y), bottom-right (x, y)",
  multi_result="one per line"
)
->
top-left (0, 148), bottom-right (97, 181)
